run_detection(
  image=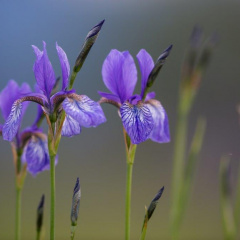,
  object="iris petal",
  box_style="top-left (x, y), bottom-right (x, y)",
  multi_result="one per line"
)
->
top-left (0, 80), bottom-right (31, 120)
top-left (2, 101), bottom-right (23, 141)
top-left (102, 50), bottom-right (137, 103)
top-left (56, 43), bottom-right (70, 90)
top-left (32, 42), bottom-right (56, 99)
top-left (62, 114), bottom-right (81, 137)
top-left (146, 99), bottom-right (170, 143)
top-left (21, 134), bottom-right (51, 176)
top-left (136, 49), bottom-right (154, 98)
top-left (62, 94), bottom-right (106, 128)
top-left (120, 102), bottom-right (154, 144)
